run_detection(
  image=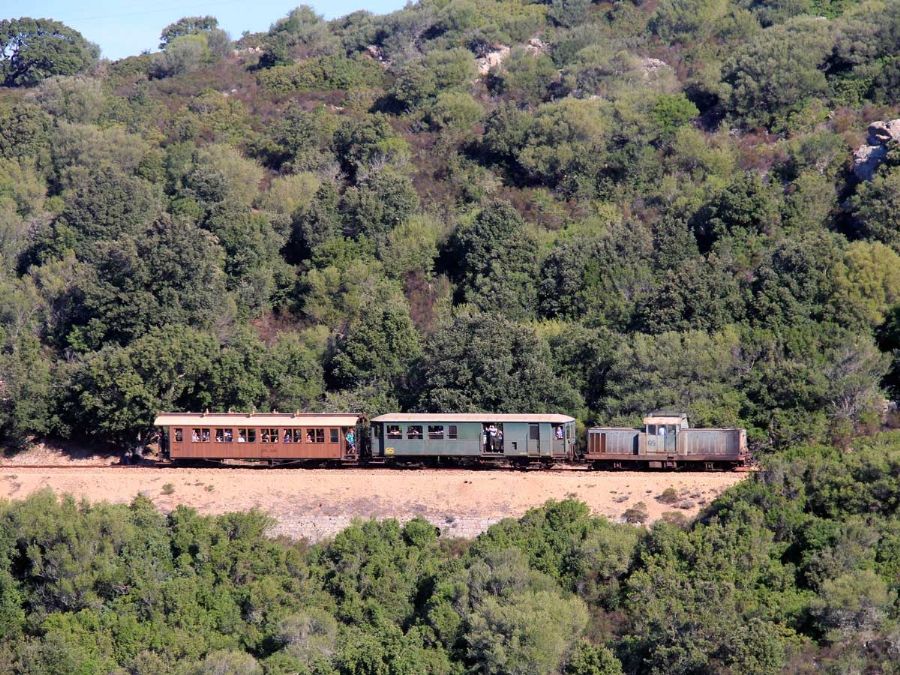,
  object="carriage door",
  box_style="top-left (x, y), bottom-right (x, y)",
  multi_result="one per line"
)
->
top-left (527, 424), bottom-right (541, 456)
top-left (665, 425), bottom-right (677, 453)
